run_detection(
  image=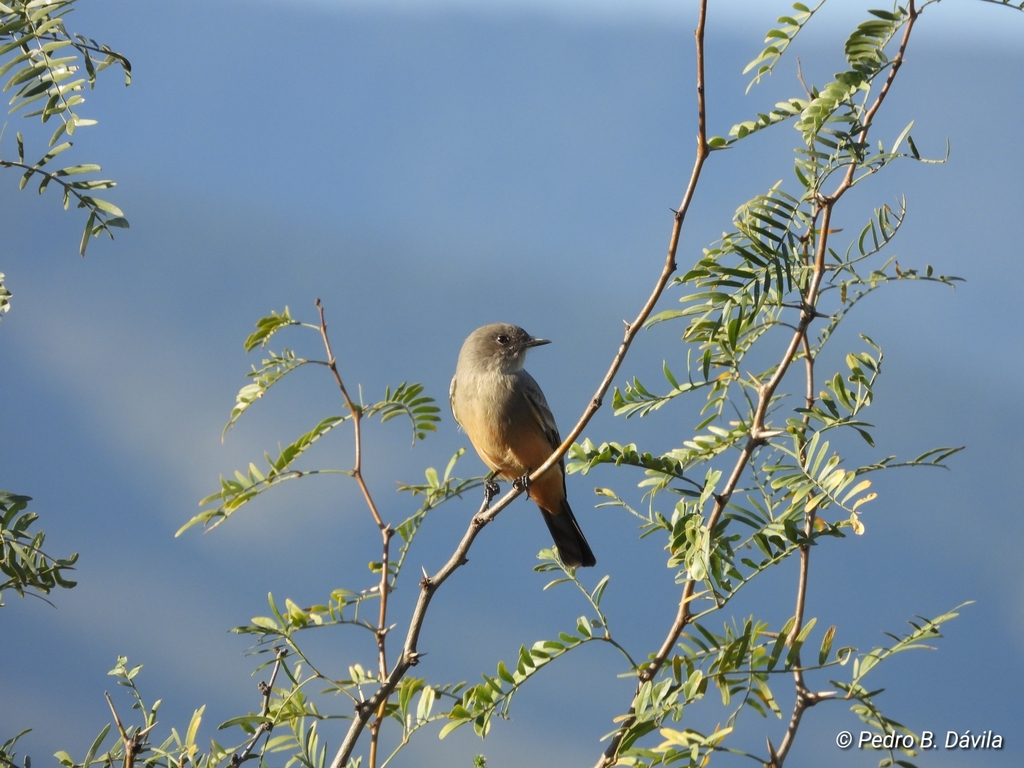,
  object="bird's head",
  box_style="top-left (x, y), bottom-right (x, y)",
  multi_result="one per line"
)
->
top-left (461, 323), bottom-right (550, 373)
